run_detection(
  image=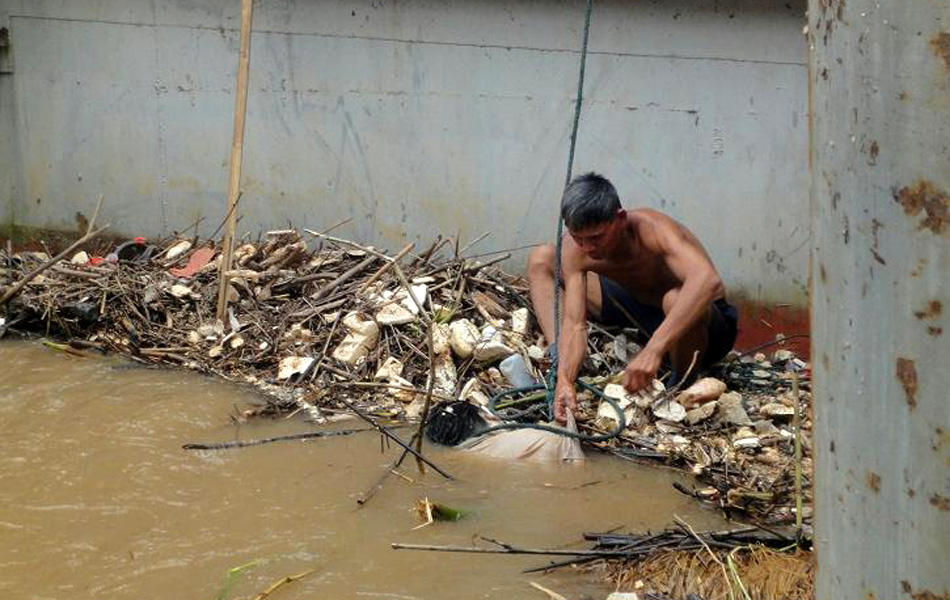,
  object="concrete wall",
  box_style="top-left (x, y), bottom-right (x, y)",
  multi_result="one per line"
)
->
top-left (0, 0), bottom-right (809, 310)
top-left (809, 0), bottom-right (949, 598)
